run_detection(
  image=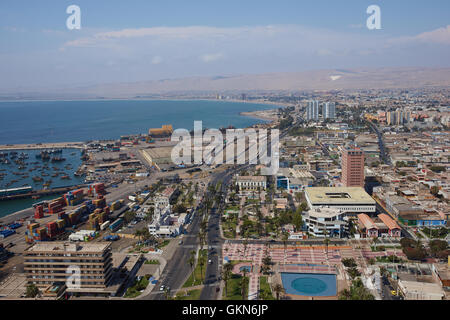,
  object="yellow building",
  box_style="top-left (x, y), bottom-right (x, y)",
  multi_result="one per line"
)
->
top-left (148, 125), bottom-right (173, 137)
